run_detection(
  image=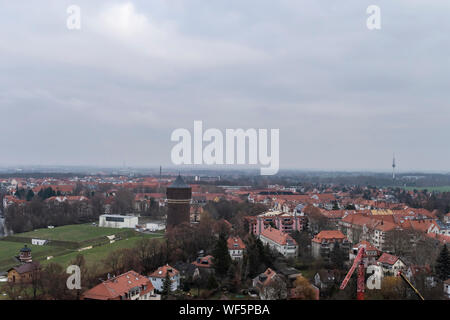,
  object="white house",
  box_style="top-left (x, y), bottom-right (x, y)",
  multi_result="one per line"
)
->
top-left (377, 253), bottom-right (406, 276)
top-left (259, 227), bottom-right (298, 257)
top-left (99, 214), bottom-right (138, 229)
top-left (227, 236), bottom-right (246, 261)
top-left (149, 265), bottom-right (180, 292)
top-left (444, 279), bottom-right (450, 298)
